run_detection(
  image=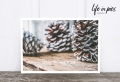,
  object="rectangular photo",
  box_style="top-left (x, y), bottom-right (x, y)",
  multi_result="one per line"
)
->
top-left (21, 18), bottom-right (100, 73)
